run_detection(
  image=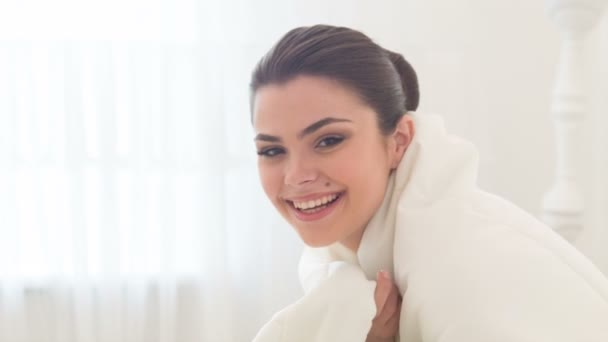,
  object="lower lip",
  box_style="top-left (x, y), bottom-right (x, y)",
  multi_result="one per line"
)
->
top-left (289, 193), bottom-right (344, 222)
